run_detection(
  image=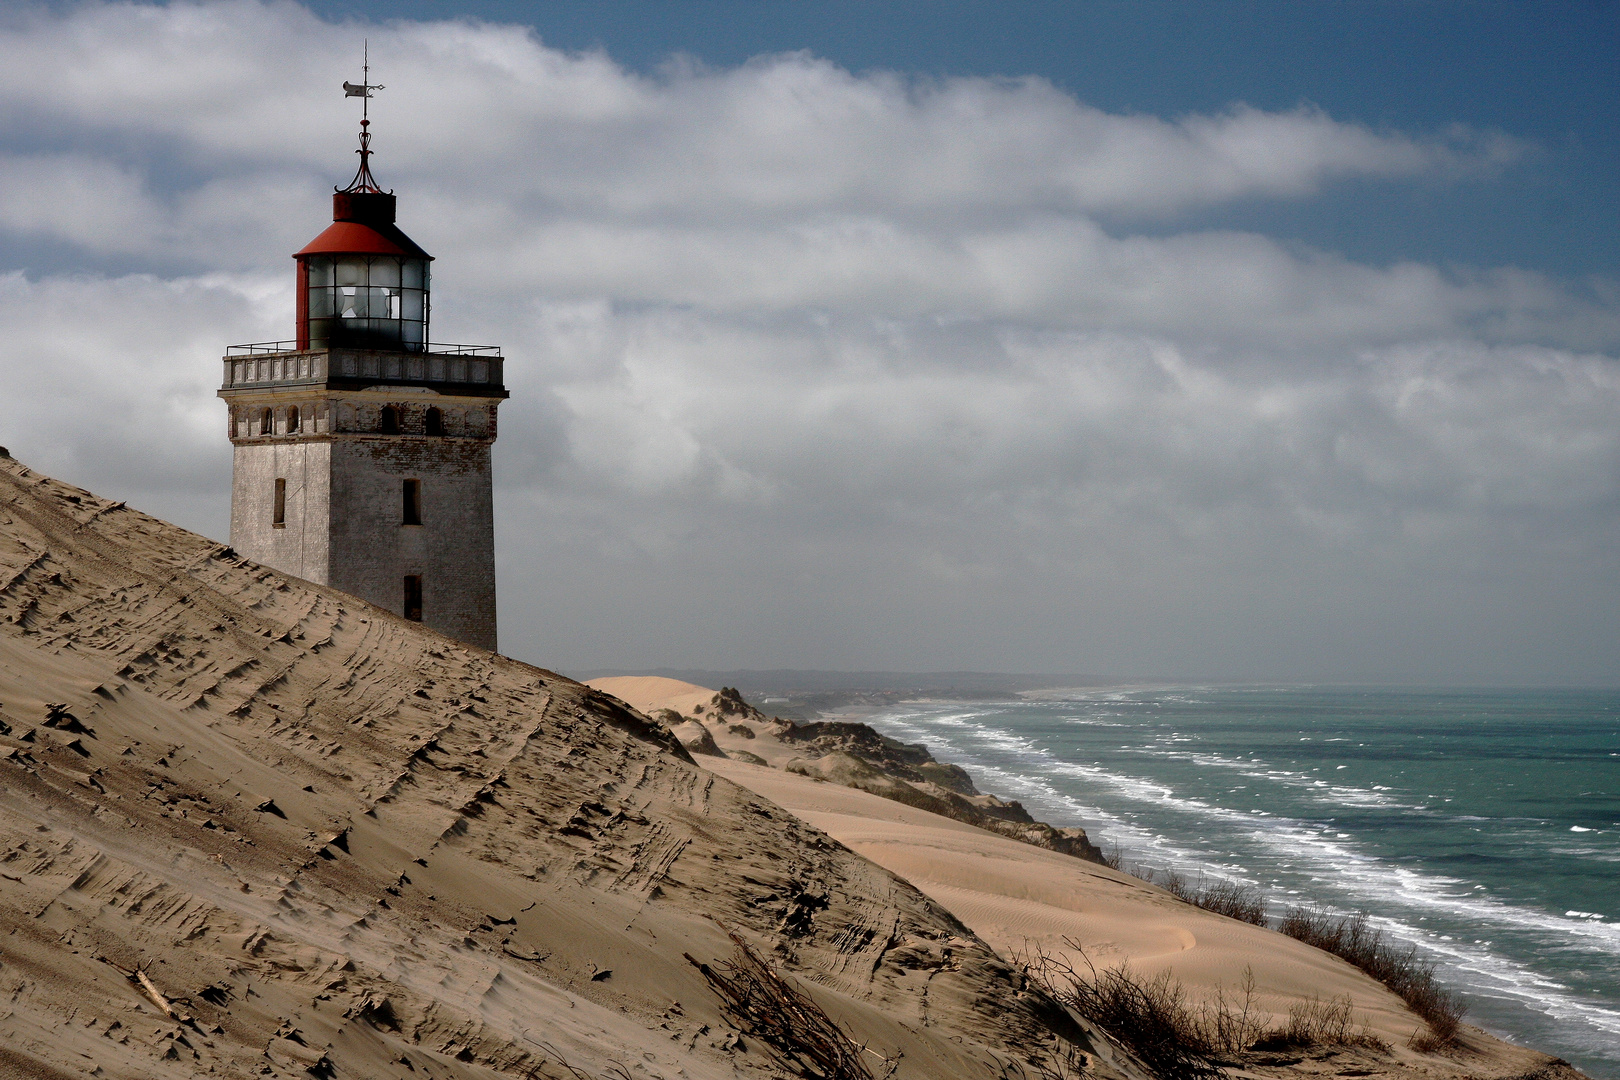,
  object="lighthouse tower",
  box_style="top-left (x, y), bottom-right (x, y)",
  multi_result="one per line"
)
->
top-left (218, 81), bottom-right (505, 651)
